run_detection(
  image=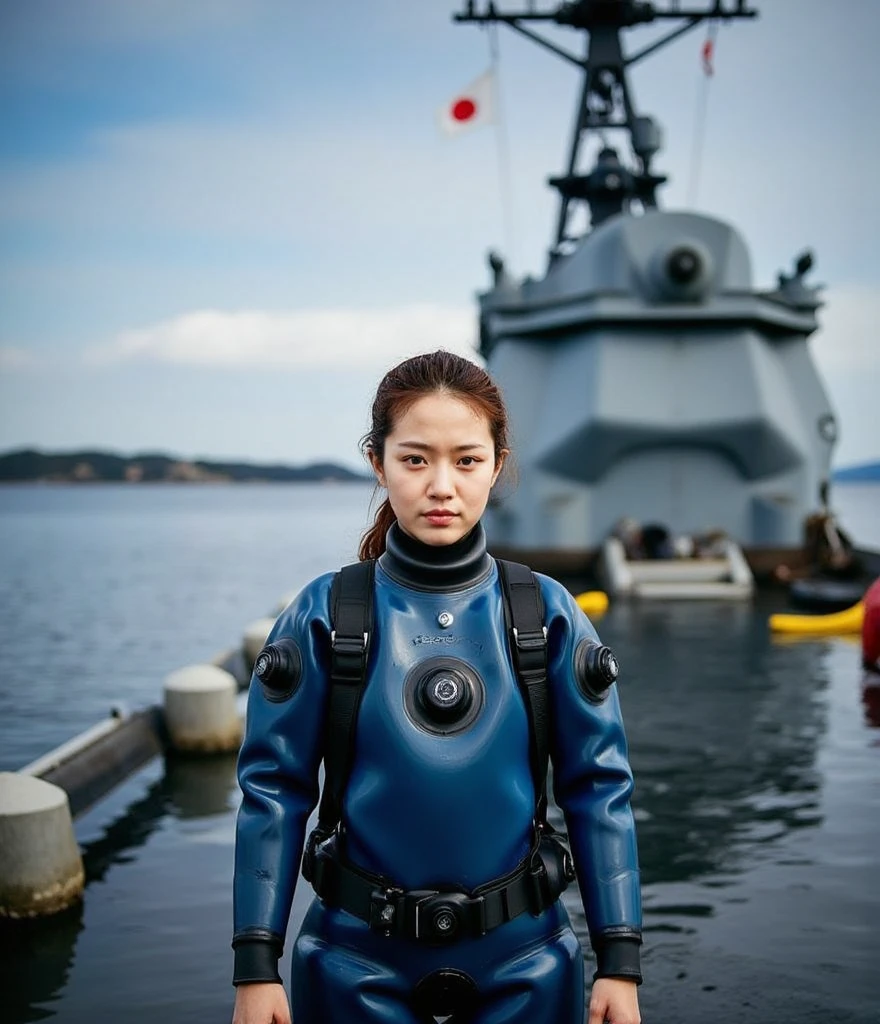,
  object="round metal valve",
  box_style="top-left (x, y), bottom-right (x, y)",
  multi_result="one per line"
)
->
top-left (417, 668), bottom-right (472, 723)
top-left (253, 637), bottom-right (302, 701)
top-left (404, 657), bottom-right (485, 735)
top-left (431, 907), bottom-right (459, 938)
top-left (575, 638), bottom-right (620, 703)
